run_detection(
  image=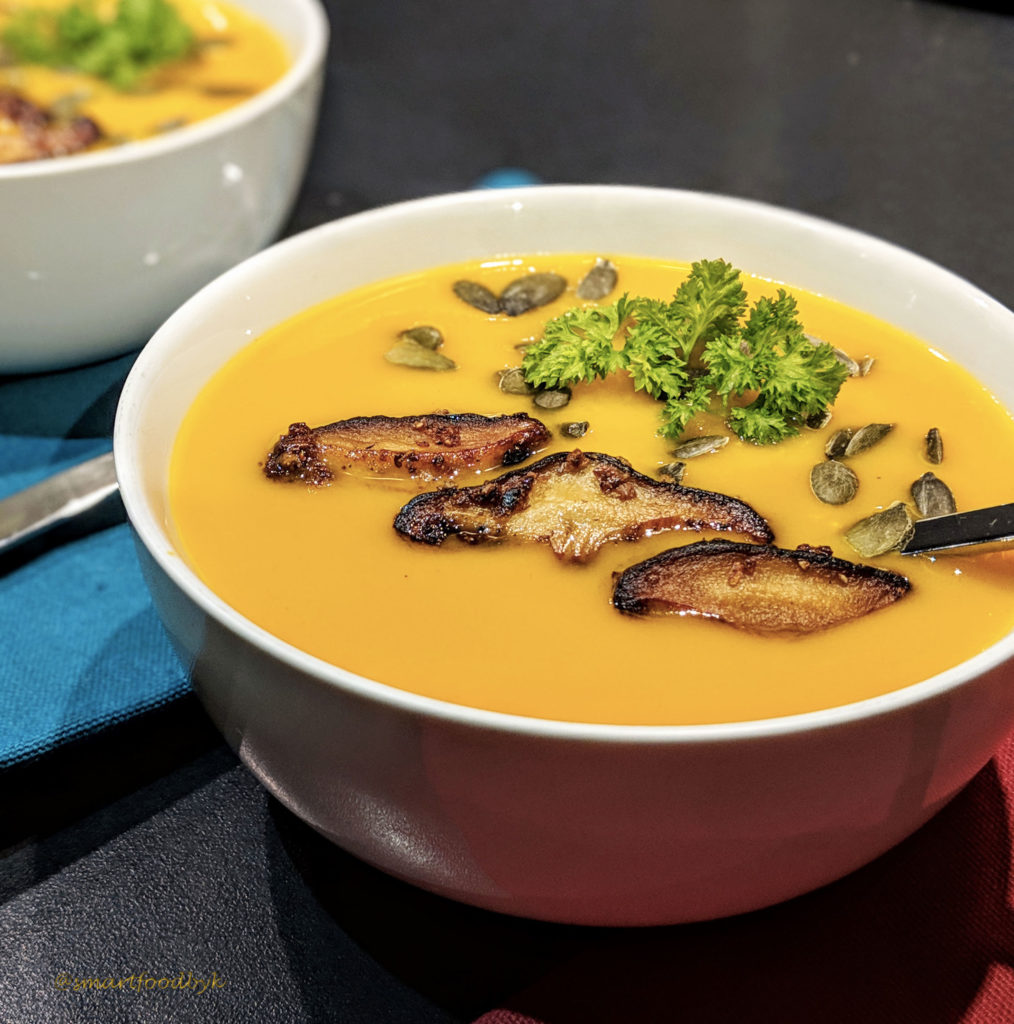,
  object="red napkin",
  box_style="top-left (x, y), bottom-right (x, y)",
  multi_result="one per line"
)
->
top-left (474, 733), bottom-right (1014, 1024)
